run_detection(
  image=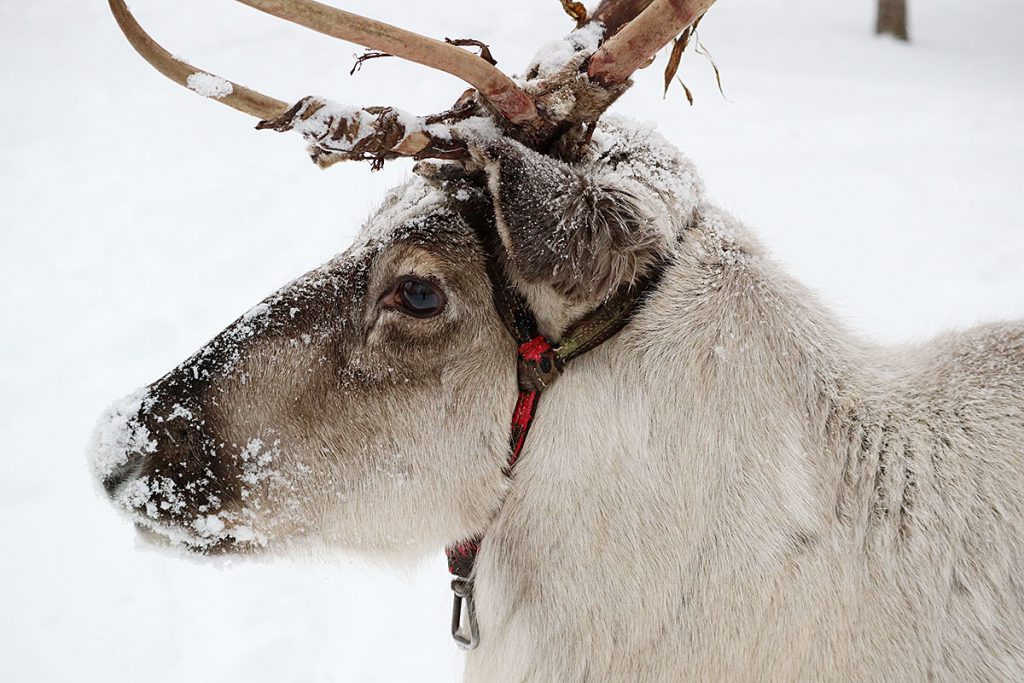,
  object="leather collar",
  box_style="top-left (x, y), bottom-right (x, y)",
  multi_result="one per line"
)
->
top-left (445, 187), bottom-right (666, 649)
